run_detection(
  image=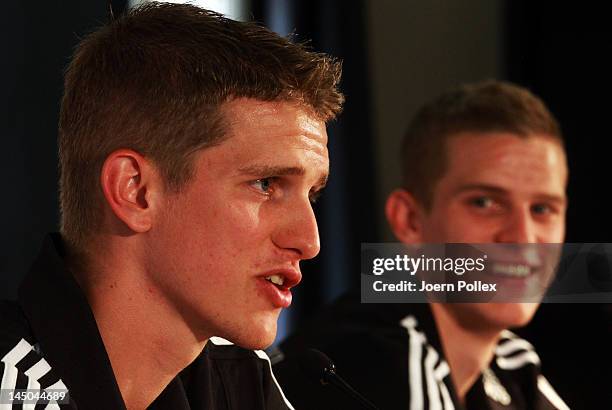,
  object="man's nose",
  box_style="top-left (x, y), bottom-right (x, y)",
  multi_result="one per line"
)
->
top-left (272, 198), bottom-right (321, 260)
top-left (494, 208), bottom-right (538, 243)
